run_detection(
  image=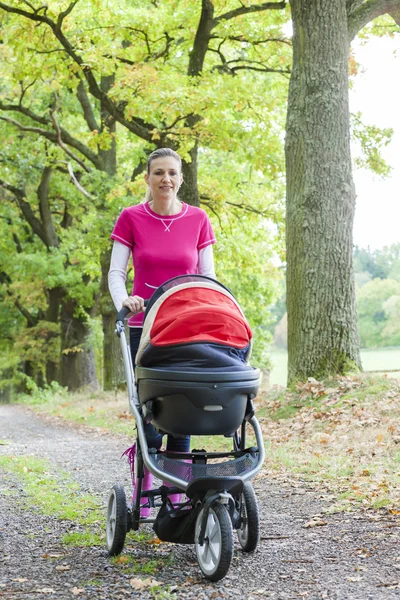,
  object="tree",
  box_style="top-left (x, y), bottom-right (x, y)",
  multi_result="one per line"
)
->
top-left (0, 132), bottom-right (100, 390)
top-left (285, 0), bottom-right (400, 385)
top-left (354, 244), bottom-right (400, 283)
top-left (357, 278), bottom-right (400, 347)
top-left (0, 1), bottom-right (291, 388)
